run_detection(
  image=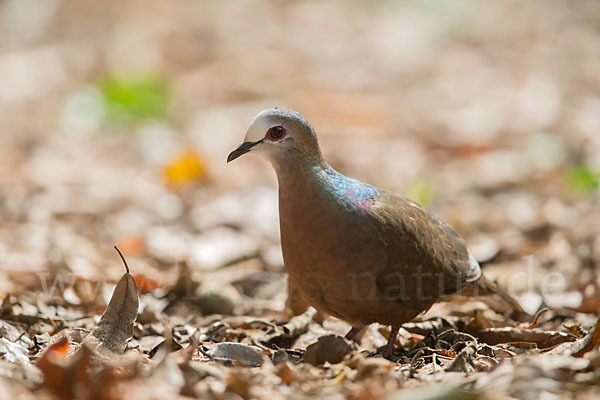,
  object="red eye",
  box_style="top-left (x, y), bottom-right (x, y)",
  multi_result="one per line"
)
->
top-left (266, 126), bottom-right (286, 141)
